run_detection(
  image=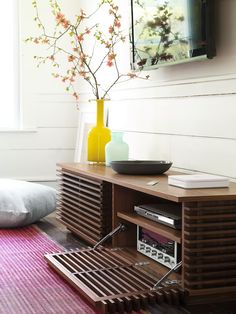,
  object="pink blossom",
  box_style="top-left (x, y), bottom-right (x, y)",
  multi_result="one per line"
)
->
top-left (77, 34), bottom-right (84, 41)
top-left (114, 20), bottom-right (121, 28)
top-left (108, 26), bottom-right (114, 34)
top-left (73, 92), bottom-right (79, 100)
top-left (68, 55), bottom-right (76, 62)
top-left (62, 76), bottom-right (69, 82)
top-left (79, 71), bottom-right (87, 78)
top-left (107, 61), bottom-right (113, 67)
top-left (56, 12), bottom-right (69, 29)
top-left (108, 53), bottom-right (116, 61)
